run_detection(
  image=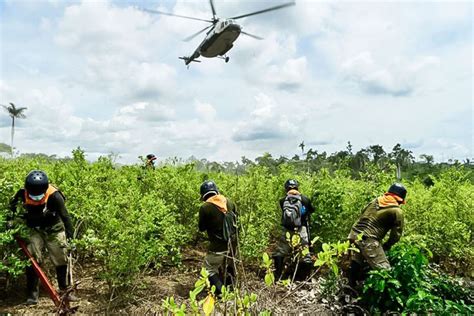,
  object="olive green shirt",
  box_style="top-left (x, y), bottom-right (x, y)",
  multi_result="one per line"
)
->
top-left (349, 198), bottom-right (404, 250)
